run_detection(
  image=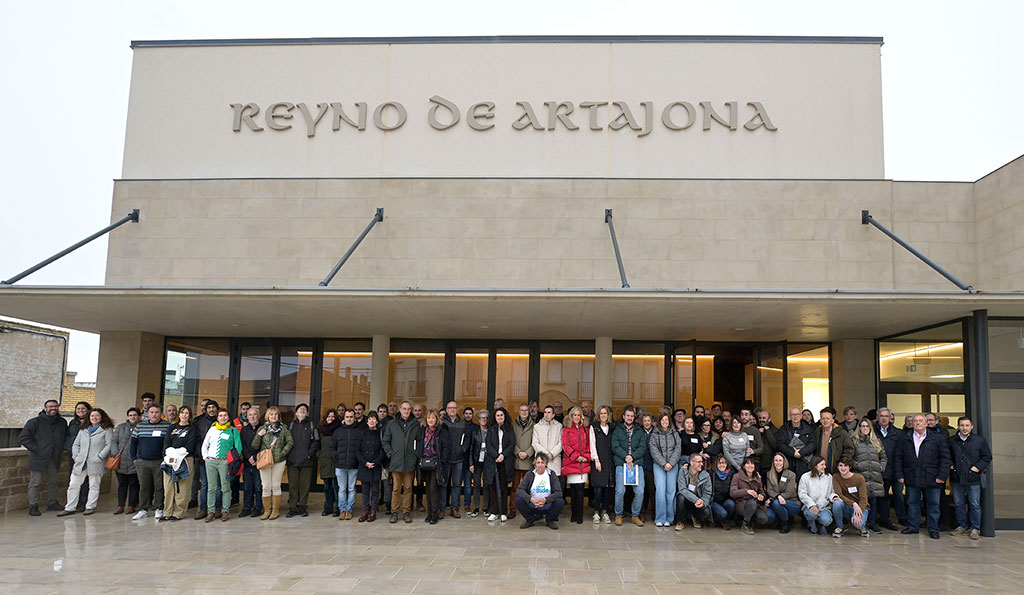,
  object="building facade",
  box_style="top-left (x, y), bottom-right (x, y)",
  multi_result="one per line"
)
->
top-left (0, 36), bottom-right (1022, 530)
